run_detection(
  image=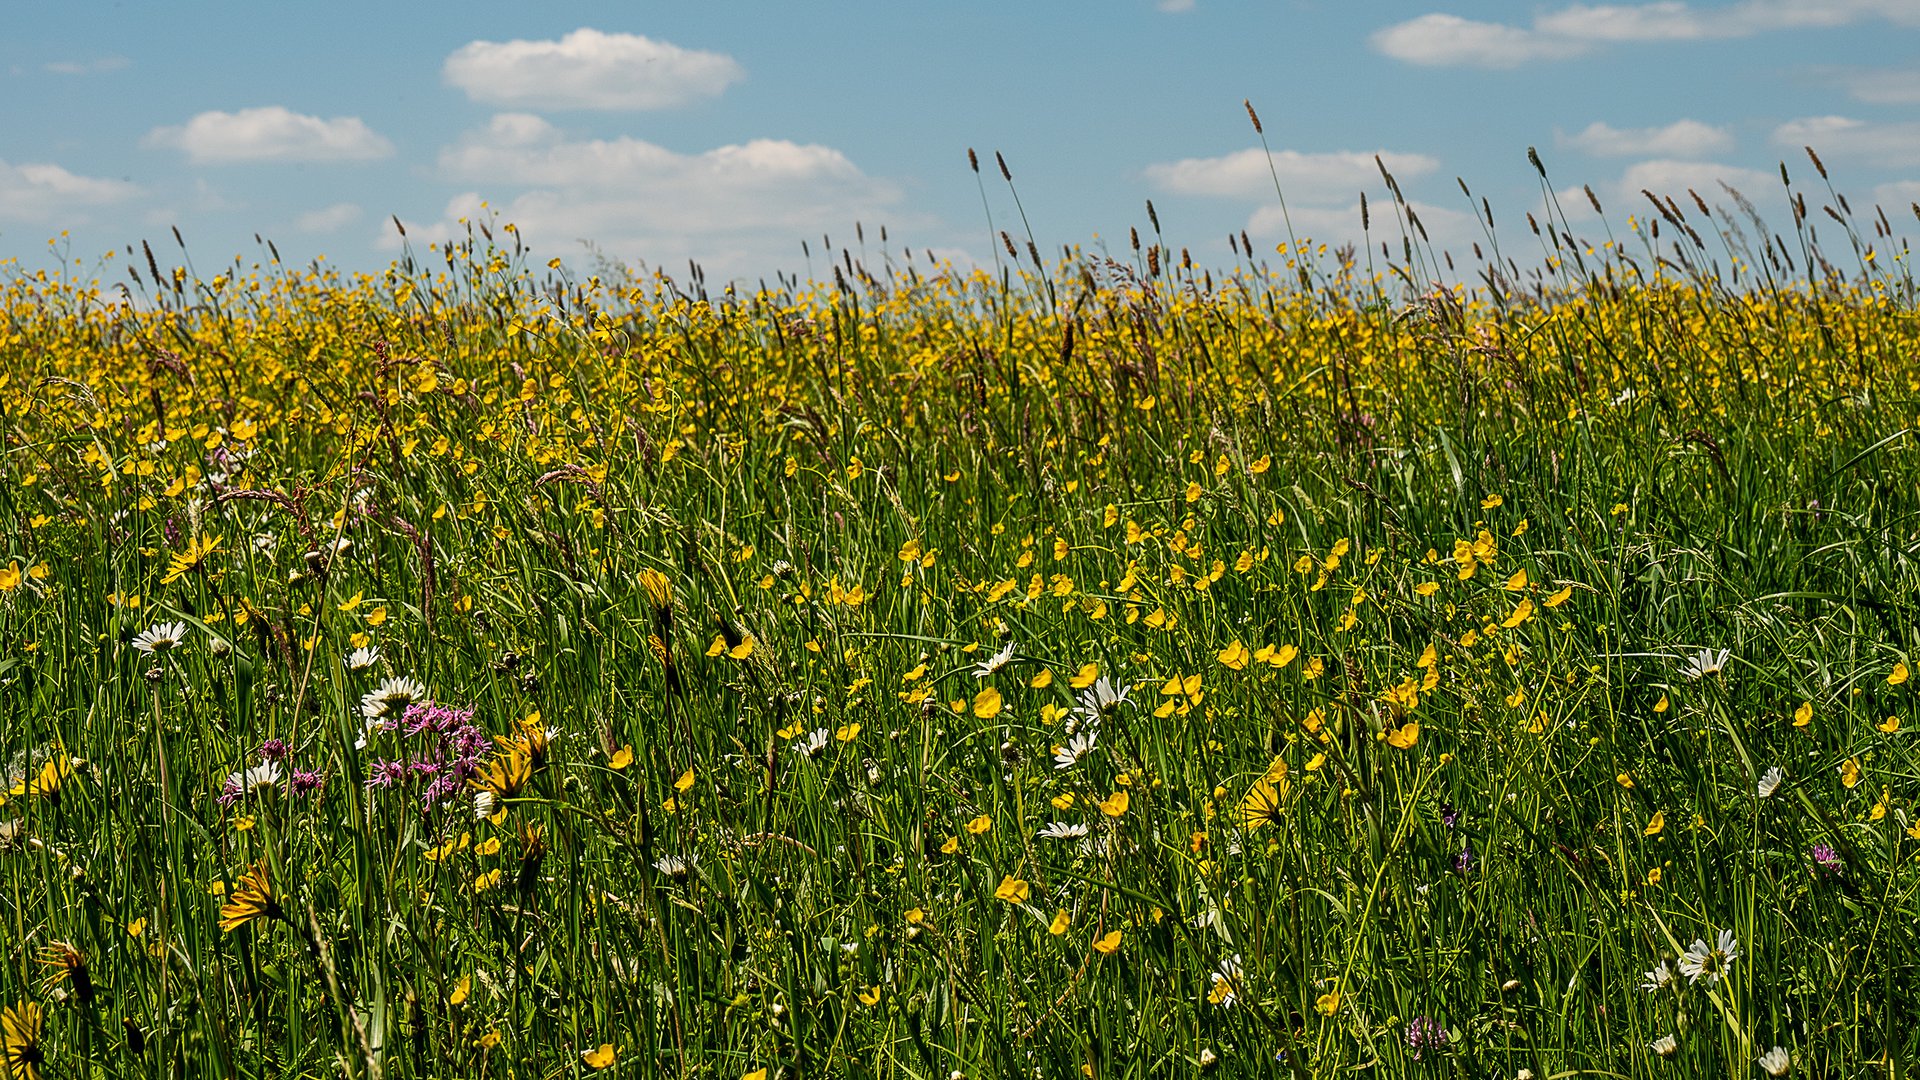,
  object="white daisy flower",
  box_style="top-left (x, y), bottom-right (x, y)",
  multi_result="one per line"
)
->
top-left (1037, 821), bottom-right (1089, 841)
top-left (973, 641), bottom-right (1016, 679)
top-left (793, 728), bottom-right (830, 759)
top-left (132, 621), bottom-right (190, 654)
top-left (1070, 675), bottom-right (1129, 733)
top-left (1757, 765), bottom-right (1784, 798)
top-left (1757, 1045), bottom-right (1790, 1078)
top-left (347, 646), bottom-right (381, 673)
top-left (359, 675), bottom-right (427, 721)
top-left (1649, 1034), bottom-right (1677, 1058)
top-left (652, 854), bottom-right (694, 879)
top-left (1209, 954), bottom-right (1243, 1007)
top-left (1677, 928), bottom-right (1740, 984)
top-left (219, 761), bottom-right (282, 804)
top-left (473, 791), bottom-right (496, 819)
top-left (1052, 729), bottom-right (1097, 770)
top-left (1641, 959), bottom-right (1673, 992)
top-left (1679, 647), bottom-right (1731, 680)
